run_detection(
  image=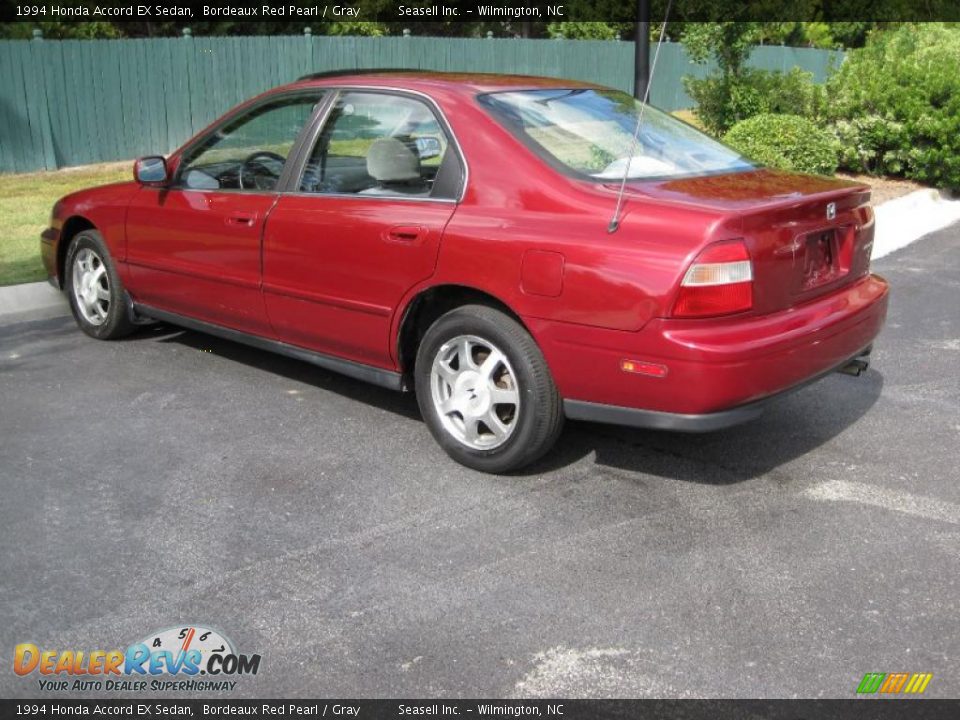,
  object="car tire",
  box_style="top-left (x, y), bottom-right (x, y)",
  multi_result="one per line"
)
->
top-left (65, 230), bottom-right (135, 340)
top-left (415, 304), bottom-right (564, 473)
